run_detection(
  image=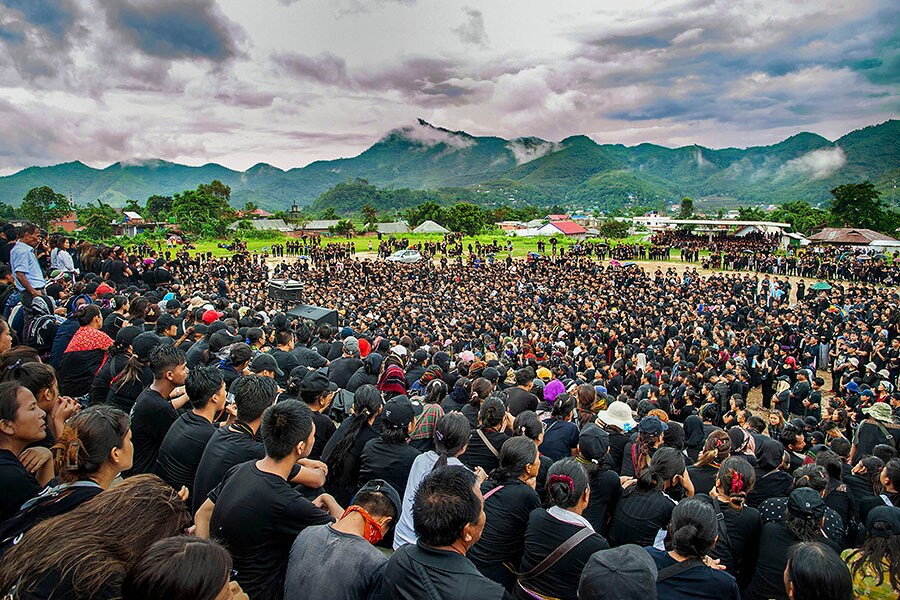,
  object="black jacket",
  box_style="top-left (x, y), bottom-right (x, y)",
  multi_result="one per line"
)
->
top-left (382, 543), bottom-right (510, 600)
